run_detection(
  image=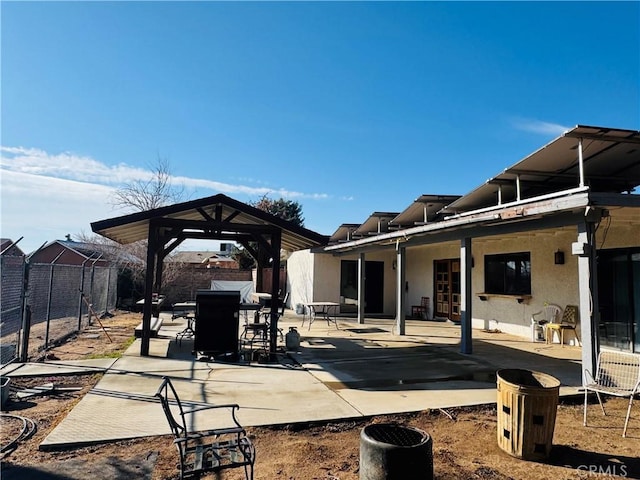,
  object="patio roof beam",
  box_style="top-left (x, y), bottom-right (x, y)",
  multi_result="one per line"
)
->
top-left (578, 138), bottom-right (585, 188)
top-left (564, 130), bottom-right (640, 145)
top-left (150, 217), bottom-right (279, 236)
top-left (329, 210), bottom-right (588, 256)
